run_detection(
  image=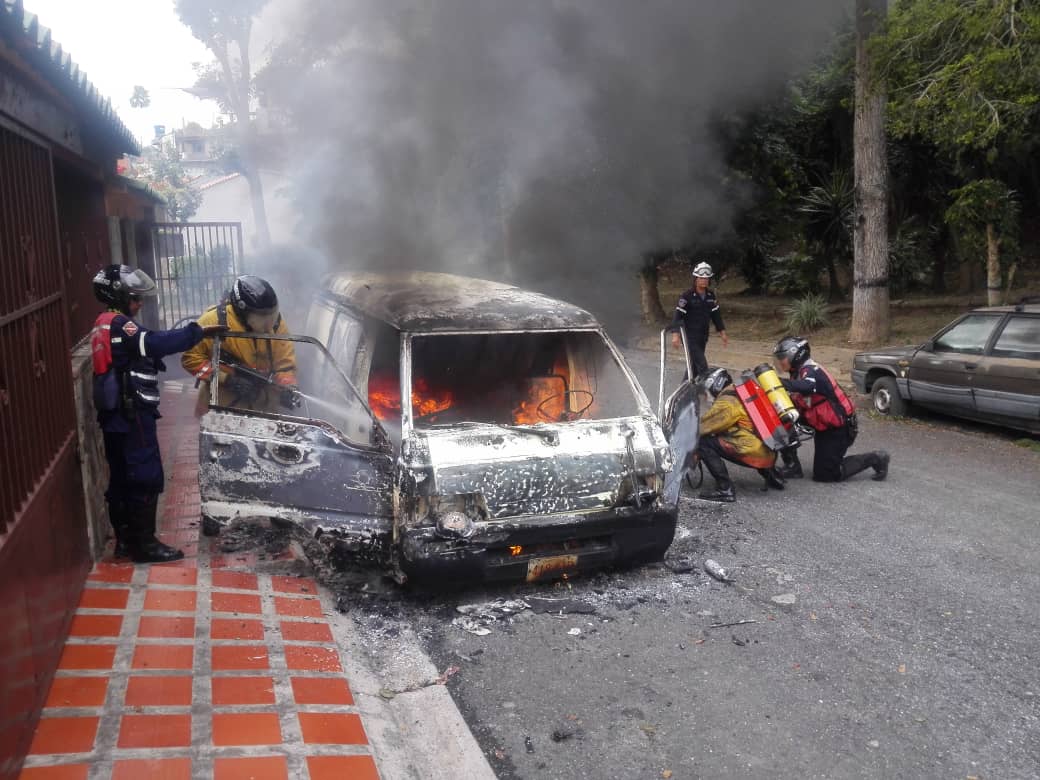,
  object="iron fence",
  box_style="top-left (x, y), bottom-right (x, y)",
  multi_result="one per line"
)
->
top-left (151, 222), bottom-right (244, 328)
